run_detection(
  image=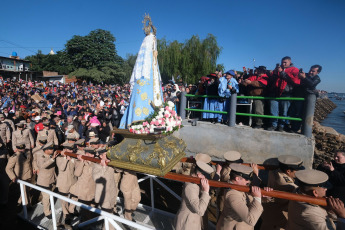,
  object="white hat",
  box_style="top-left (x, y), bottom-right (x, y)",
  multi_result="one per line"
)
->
top-left (34, 116), bottom-right (41, 121)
